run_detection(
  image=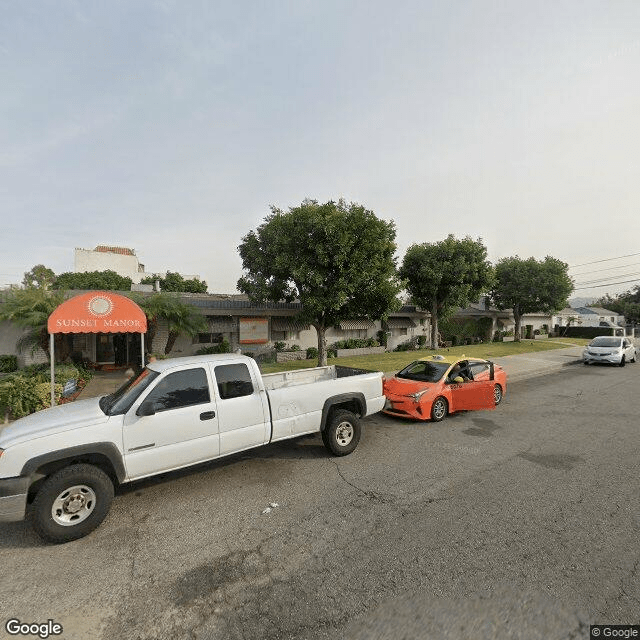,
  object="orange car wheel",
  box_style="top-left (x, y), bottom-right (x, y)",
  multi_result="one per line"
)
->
top-left (494, 384), bottom-right (503, 405)
top-left (430, 397), bottom-right (448, 422)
